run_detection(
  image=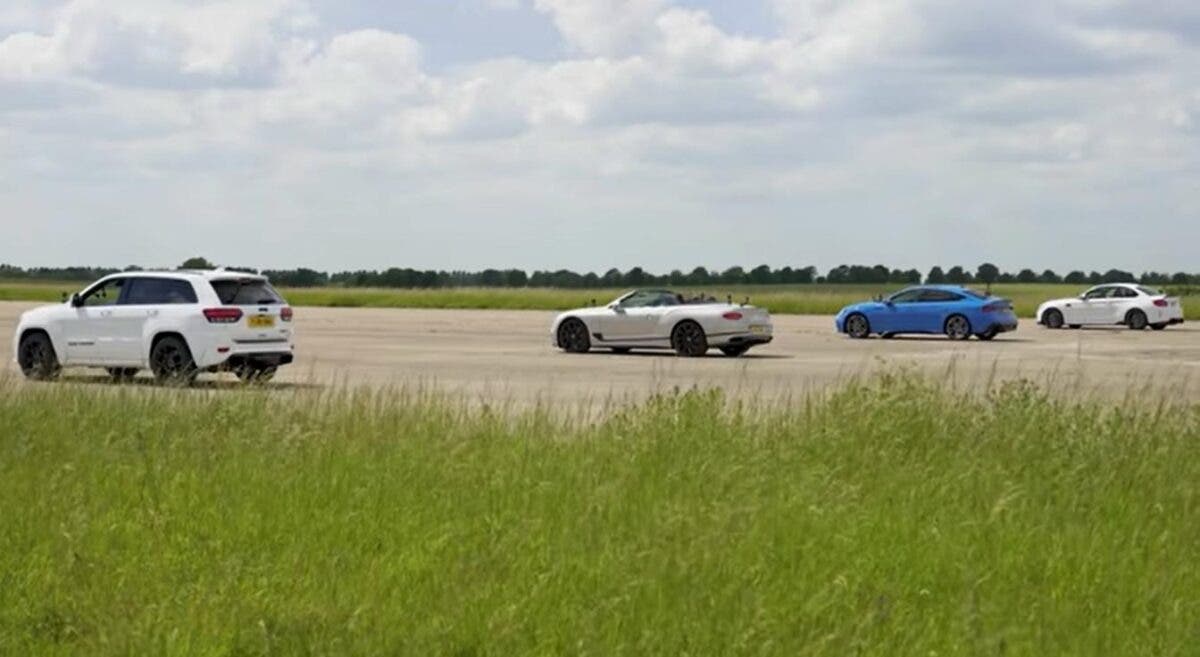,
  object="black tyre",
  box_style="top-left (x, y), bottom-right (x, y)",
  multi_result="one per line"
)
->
top-left (1042, 309), bottom-right (1064, 329)
top-left (611, 347), bottom-right (632, 354)
top-left (17, 332), bottom-right (61, 381)
top-left (234, 365), bottom-right (277, 383)
top-left (720, 345), bottom-right (750, 357)
top-left (845, 313), bottom-right (871, 339)
top-left (106, 367), bottom-right (139, 382)
top-left (671, 321), bottom-right (708, 357)
top-left (944, 314), bottom-right (972, 341)
top-left (557, 318), bottom-right (591, 353)
top-left (1126, 309), bottom-right (1148, 330)
top-left (1151, 323), bottom-right (1167, 331)
top-left (150, 336), bottom-right (198, 385)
